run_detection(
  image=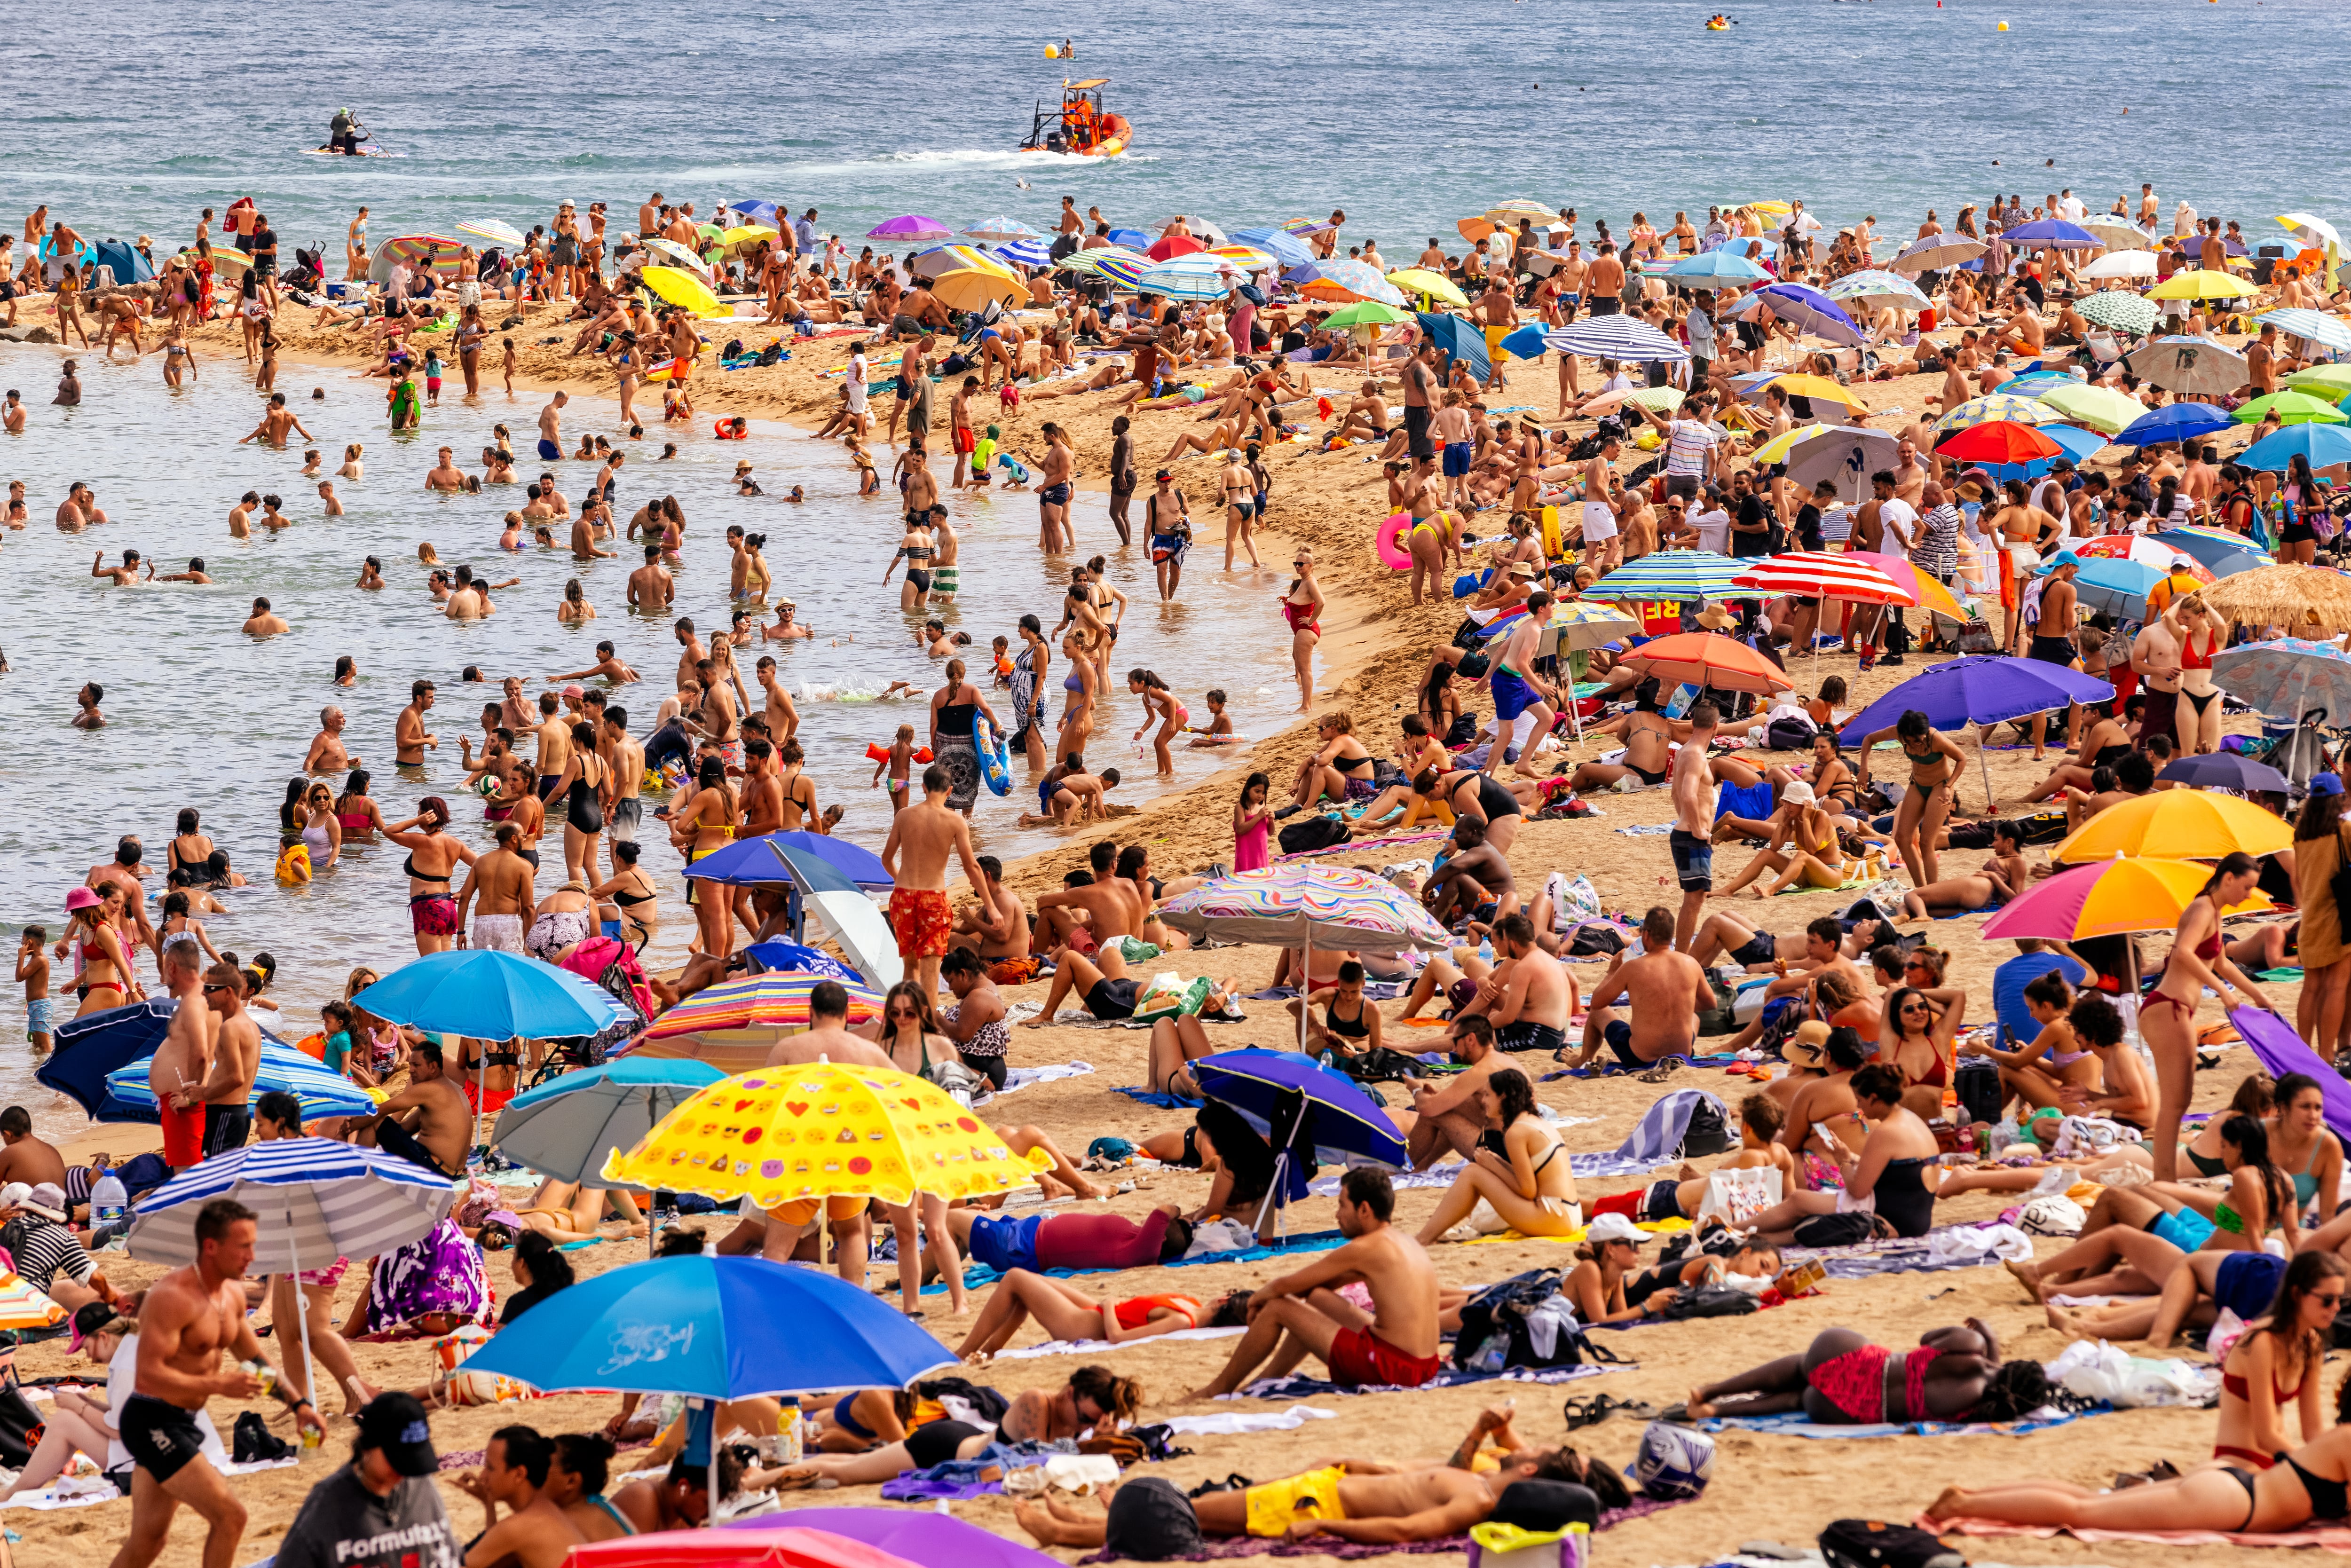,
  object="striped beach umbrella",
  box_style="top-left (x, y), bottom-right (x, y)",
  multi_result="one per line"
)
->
top-left (1294, 259), bottom-right (1406, 307)
top-left (1208, 244), bottom-right (1276, 272)
top-left (107, 1040), bottom-right (377, 1120)
top-left (1092, 254), bottom-right (1155, 293)
top-left (1229, 226), bottom-right (1317, 267)
top-left (456, 219), bottom-right (526, 249)
top-left (961, 216), bottom-right (1042, 242)
top-left (1544, 315), bottom-right (1689, 363)
top-left (1159, 865), bottom-right (1451, 953)
top-left (1585, 550), bottom-right (1751, 605)
top-left (993, 238), bottom-right (1051, 268)
top-left (1135, 254), bottom-right (1239, 300)
top-left (2075, 534), bottom-right (2218, 575)
top-left (636, 971), bottom-right (884, 1044)
top-left (127, 1137), bottom-right (458, 1272)
top-left (2259, 308), bottom-right (2351, 355)
top-left (2075, 292), bottom-right (2160, 334)
top-left (0, 1272), bottom-right (63, 1332)
top-left (1824, 270), bottom-right (1931, 310)
top-left (1054, 244), bottom-right (1147, 276)
top-left (1731, 551), bottom-right (1909, 605)
top-left (1933, 394), bottom-right (2060, 435)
